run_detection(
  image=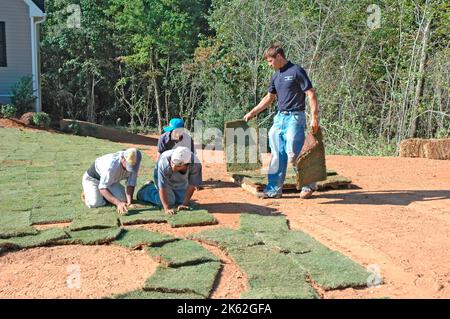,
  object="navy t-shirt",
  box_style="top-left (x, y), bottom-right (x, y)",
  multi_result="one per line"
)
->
top-left (268, 61), bottom-right (313, 112)
top-left (157, 131), bottom-right (195, 155)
